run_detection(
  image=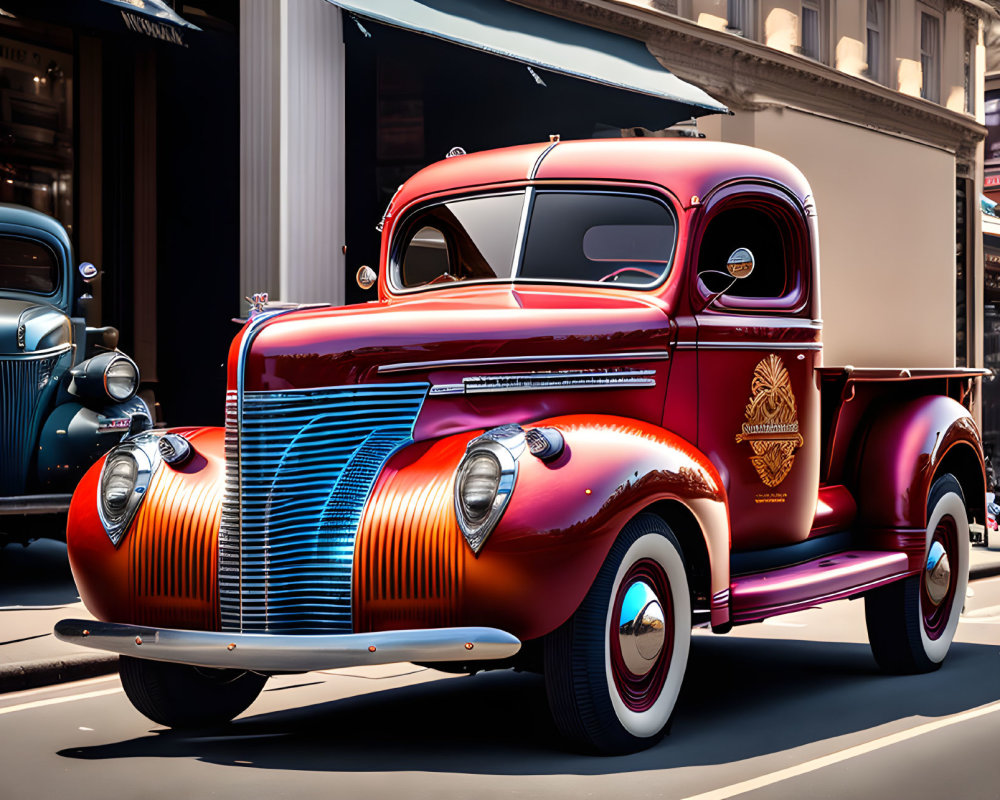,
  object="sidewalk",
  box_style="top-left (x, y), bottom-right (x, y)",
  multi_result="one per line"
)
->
top-left (2, 538), bottom-right (1000, 694)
